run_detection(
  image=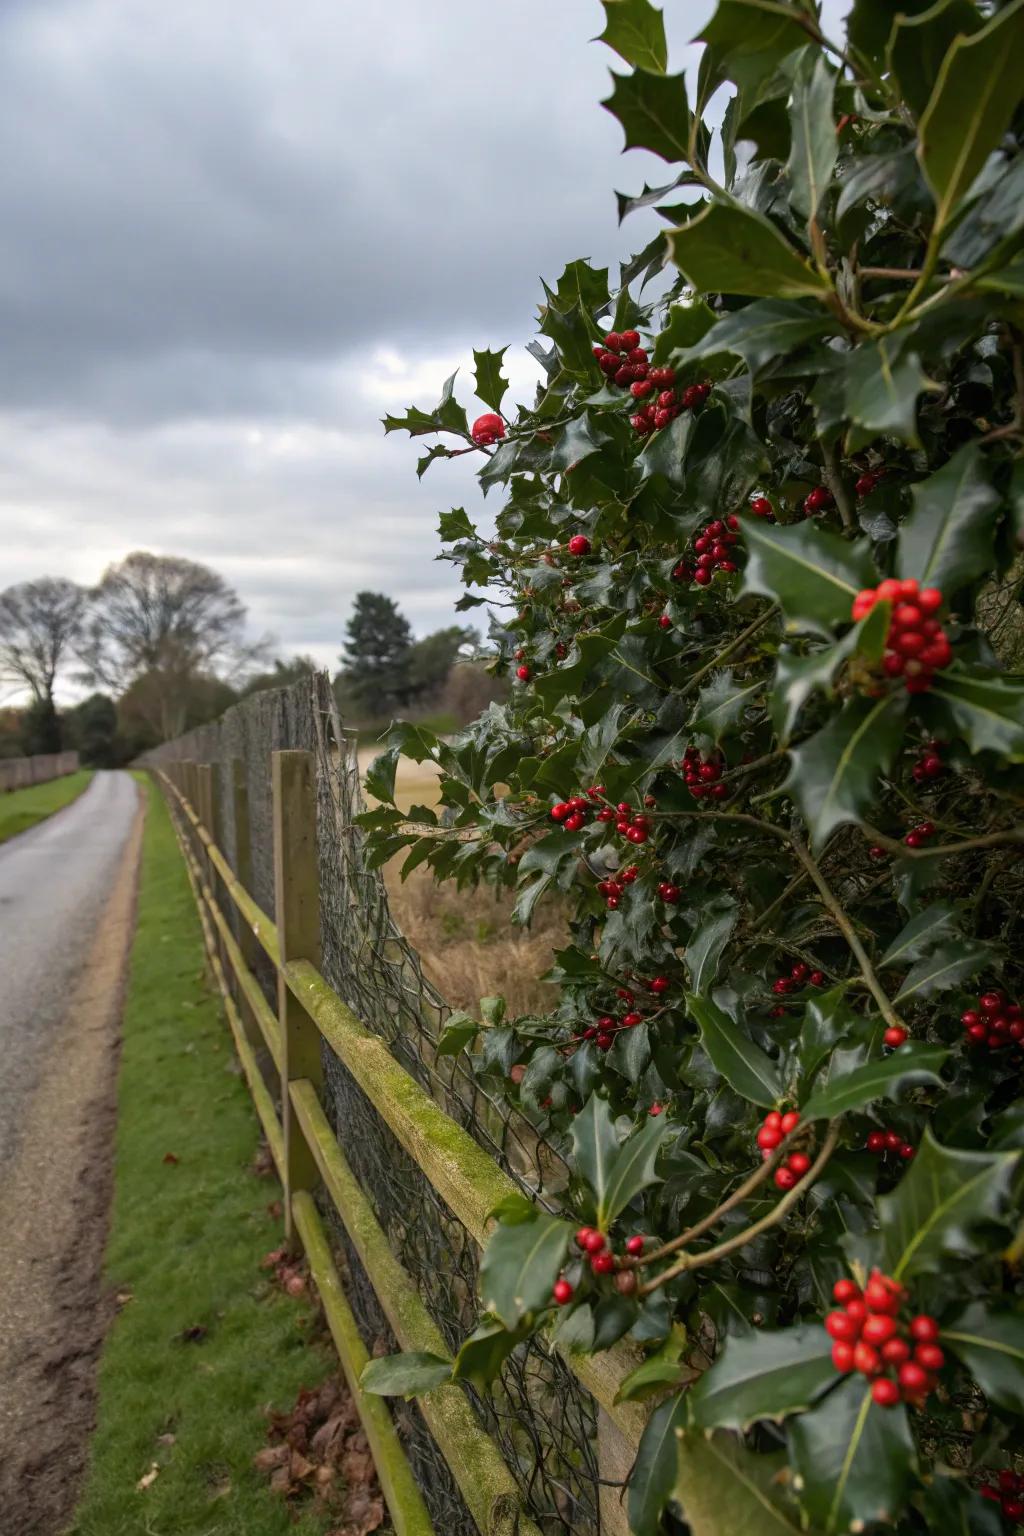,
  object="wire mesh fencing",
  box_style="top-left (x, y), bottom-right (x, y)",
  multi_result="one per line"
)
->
top-left (142, 672), bottom-right (603, 1535)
